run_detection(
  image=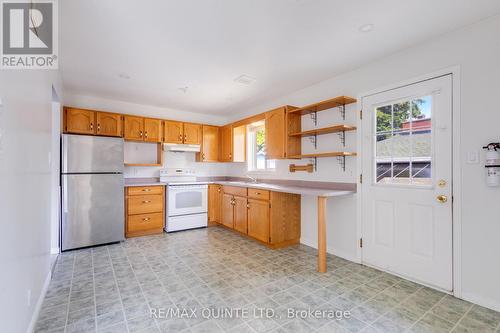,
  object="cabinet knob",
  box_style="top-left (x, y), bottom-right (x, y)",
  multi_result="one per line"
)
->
top-left (247, 203), bottom-right (250, 209)
top-left (142, 188), bottom-right (151, 192)
top-left (142, 218), bottom-right (150, 221)
top-left (140, 130), bottom-right (143, 137)
top-left (179, 134), bottom-right (182, 141)
top-left (142, 200), bottom-right (151, 203)
top-left (97, 124), bottom-right (100, 131)
top-left (90, 123), bottom-right (94, 130)
top-left (145, 131), bottom-right (148, 139)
